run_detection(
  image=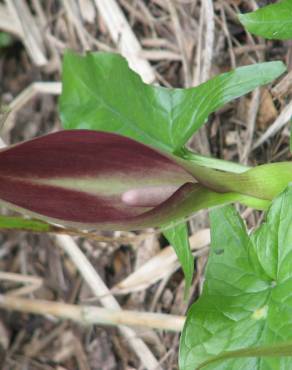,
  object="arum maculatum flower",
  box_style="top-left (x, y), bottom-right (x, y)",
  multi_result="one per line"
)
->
top-left (0, 129), bottom-right (291, 230)
top-left (0, 130), bottom-right (198, 230)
